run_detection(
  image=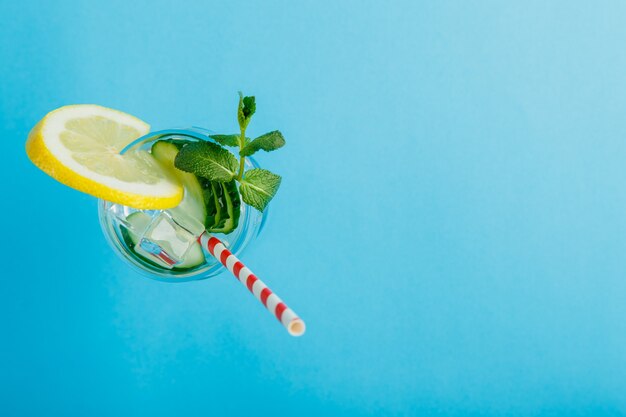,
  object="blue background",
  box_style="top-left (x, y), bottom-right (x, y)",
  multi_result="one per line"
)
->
top-left (2, 1), bottom-right (626, 415)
